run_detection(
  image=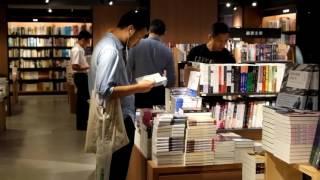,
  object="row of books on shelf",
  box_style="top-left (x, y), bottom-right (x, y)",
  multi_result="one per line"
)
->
top-left (8, 49), bottom-right (71, 58)
top-left (8, 37), bottom-right (78, 47)
top-left (197, 63), bottom-right (286, 94)
top-left (264, 17), bottom-right (296, 32)
top-left (9, 49), bottom-right (51, 58)
top-left (8, 24), bottom-right (92, 36)
top-left (15, 60), bottom-right (67, 69)
top-left (20, 82), bottom-right (66, 92)
top-left (237, 42), bottom-right (290, 62)
top-left (20, 71), bottom-right (66, 80)
top-left (225, 41), bottom-right (289, 63)
top-left (262, 106), bottom-right (320, 168)
top-left (213, 100), bottom-right (275, 129)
